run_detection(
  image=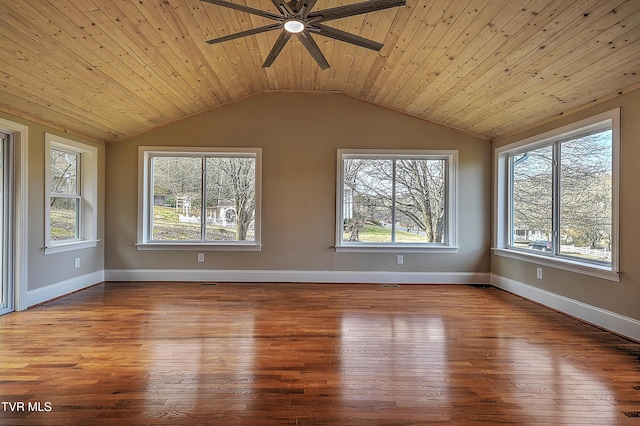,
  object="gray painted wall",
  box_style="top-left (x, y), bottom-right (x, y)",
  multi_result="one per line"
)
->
top-left (0, 111), bottom-right (105, 292)
top-left (492, 88), bottom-right (640, 321)
top-left (105, 93), bottom-right (492, 275)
